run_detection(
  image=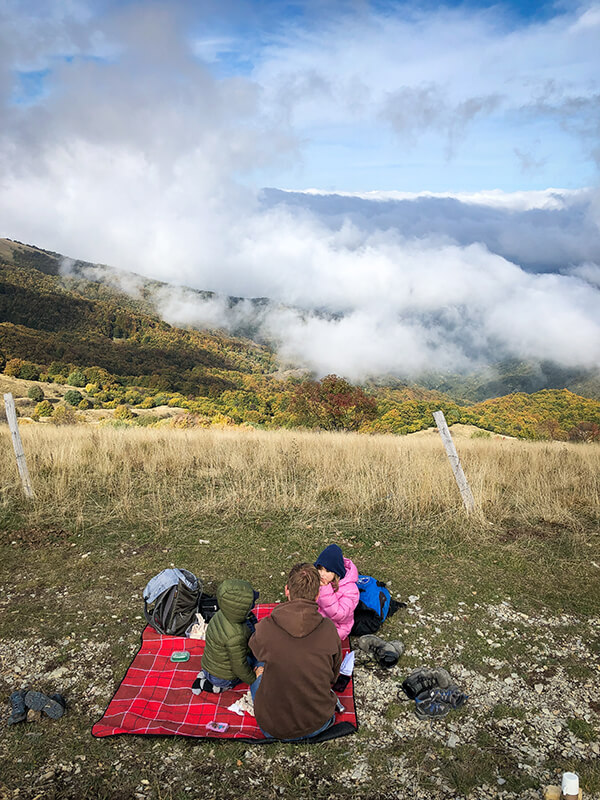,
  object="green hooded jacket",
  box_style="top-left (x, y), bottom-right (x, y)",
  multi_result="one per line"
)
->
top-left (200, 579), bottom-right (257, 685)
